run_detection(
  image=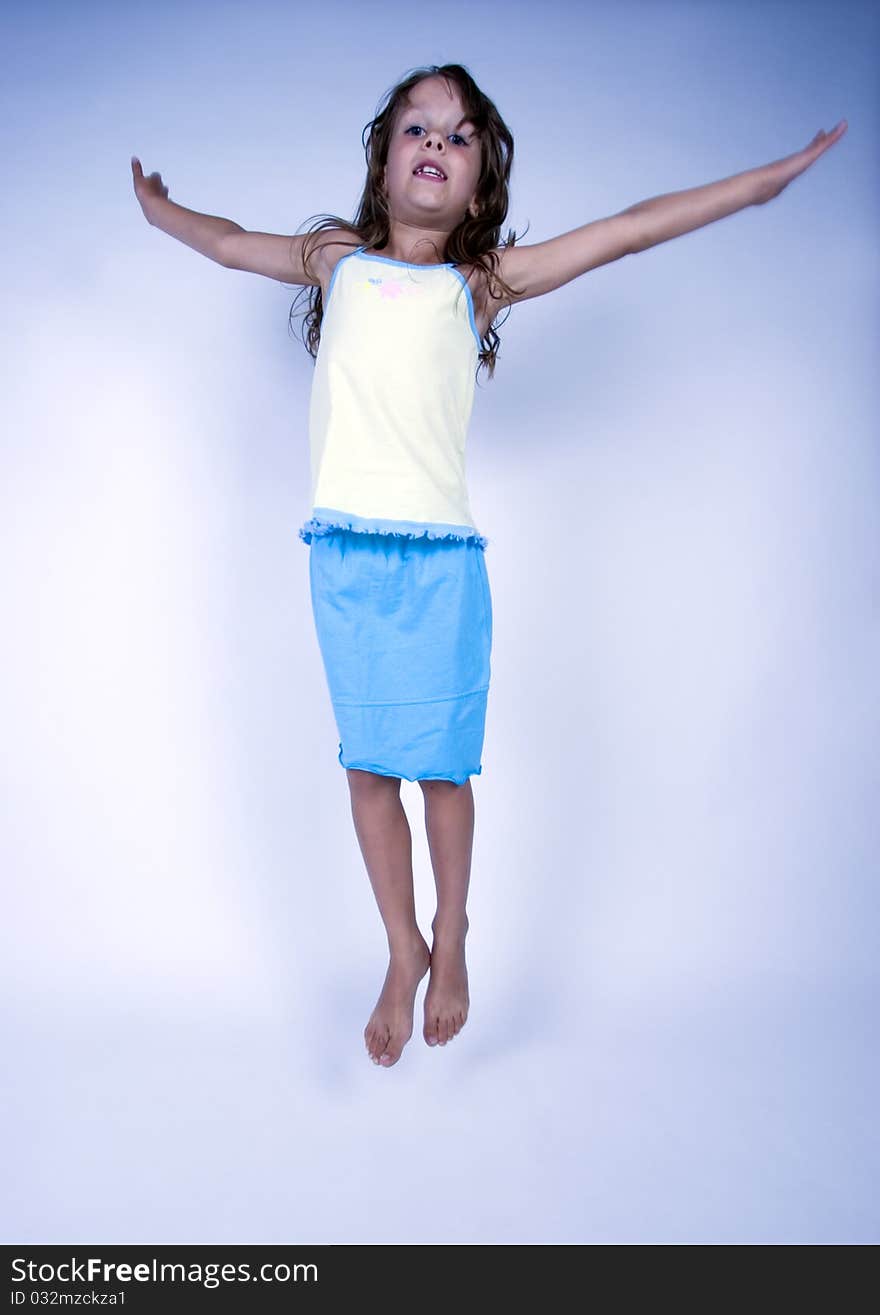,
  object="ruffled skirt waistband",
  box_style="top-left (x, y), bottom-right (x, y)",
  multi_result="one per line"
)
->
top-left (299, 508), bottom-right (488, 550)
